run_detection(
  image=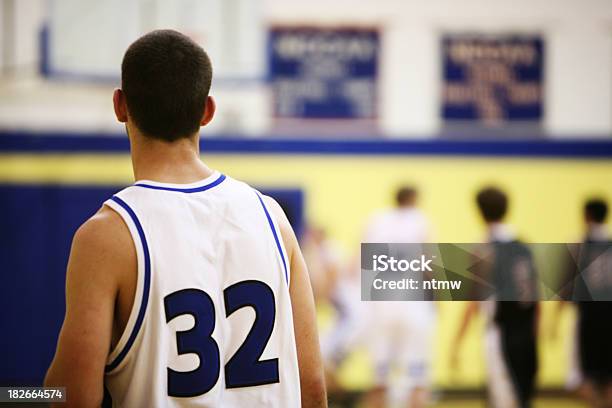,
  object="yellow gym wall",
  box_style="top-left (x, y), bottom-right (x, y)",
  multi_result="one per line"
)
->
top-left (2, 152), bottom-right (611, 390)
